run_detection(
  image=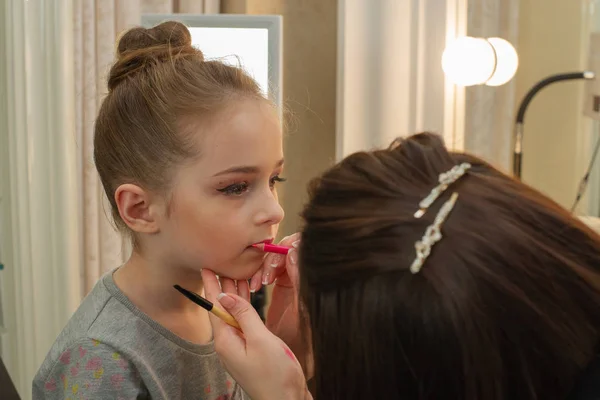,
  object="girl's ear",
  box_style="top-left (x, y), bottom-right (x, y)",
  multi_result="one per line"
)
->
top-left (115, 184), bottom-right (161, 234)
